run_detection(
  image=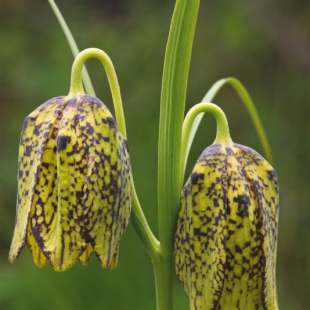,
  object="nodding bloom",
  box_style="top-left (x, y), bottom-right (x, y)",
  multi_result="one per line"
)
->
top-left (175, 143), bottom-right (279, 310)
top-left (9, 95), bottom-right (132, 272)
